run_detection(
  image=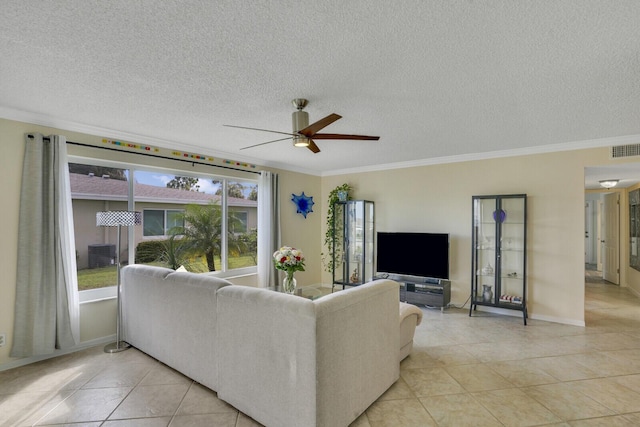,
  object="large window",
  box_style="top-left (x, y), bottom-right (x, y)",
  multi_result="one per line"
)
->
top-left (69, 160), bottom-right (258, 294)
